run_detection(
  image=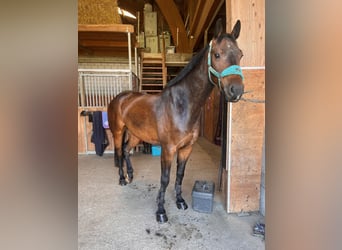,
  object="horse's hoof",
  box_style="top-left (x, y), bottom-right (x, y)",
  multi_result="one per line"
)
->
top-left (176, 200), bottom-right (188, 210)
top-left (125, 174), bottom-right (133, 184)
top-left (156, 212), bottom-right (168, 223)
top-left (119, 178), bottom-right (127, 186)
